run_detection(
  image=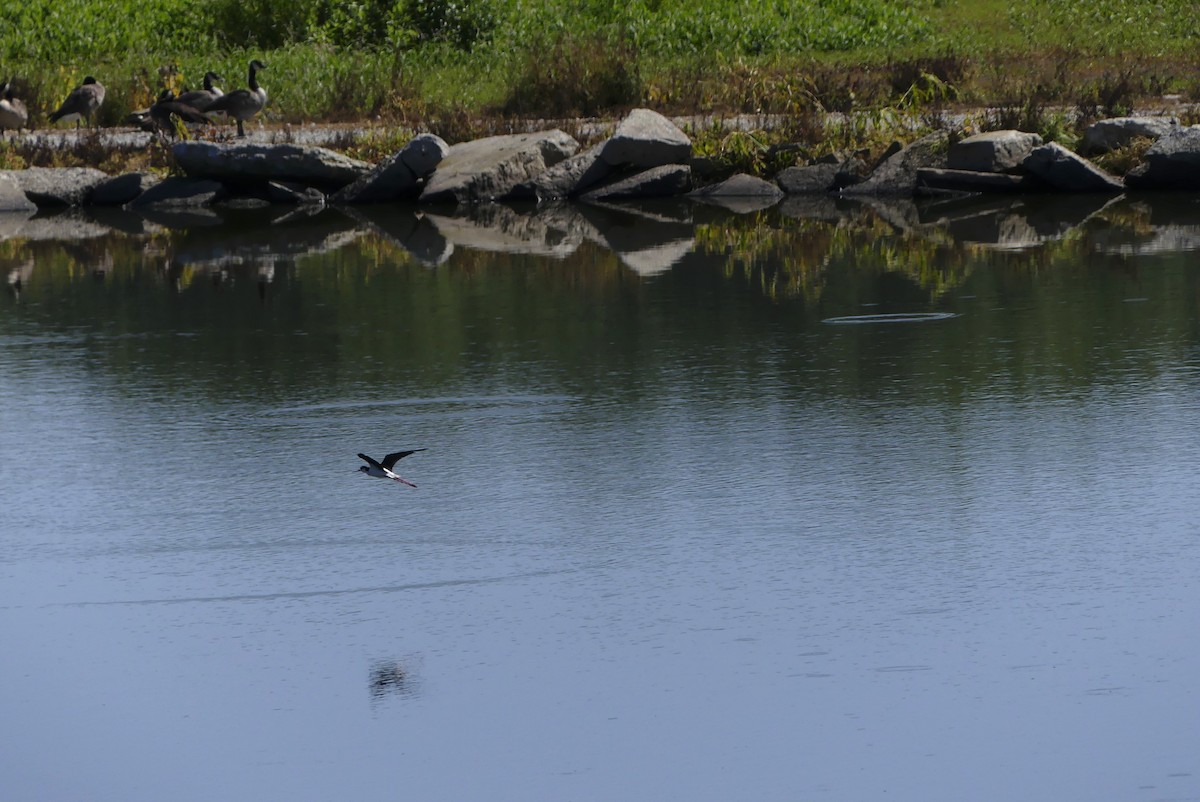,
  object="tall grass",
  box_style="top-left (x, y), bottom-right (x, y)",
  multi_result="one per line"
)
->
top-left (1, 0), bottom-right (1199, 135)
